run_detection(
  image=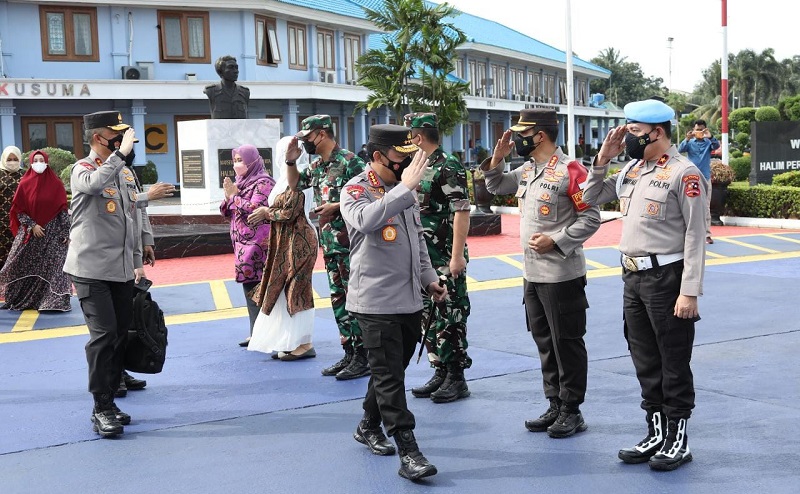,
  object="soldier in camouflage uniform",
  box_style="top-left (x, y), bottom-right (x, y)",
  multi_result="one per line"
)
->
top-left (285, 115), bottom-right (369, 380)
top-left (403, 113), bottom-right (472, 404)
